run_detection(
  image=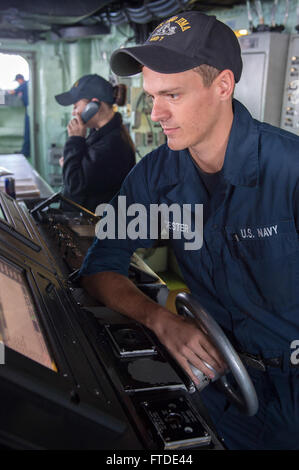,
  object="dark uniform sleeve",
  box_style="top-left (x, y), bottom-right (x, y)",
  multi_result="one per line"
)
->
top-left (62, 132), bottom-right (134, 206)
top-left (63, 136), bottom-right (110, 197)
top-left (79, 155), bottom-right (157, 278)
top-left (295, 179), bottom-right (299, 230)
top-left (14, 82), bottom-right (28, 107)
